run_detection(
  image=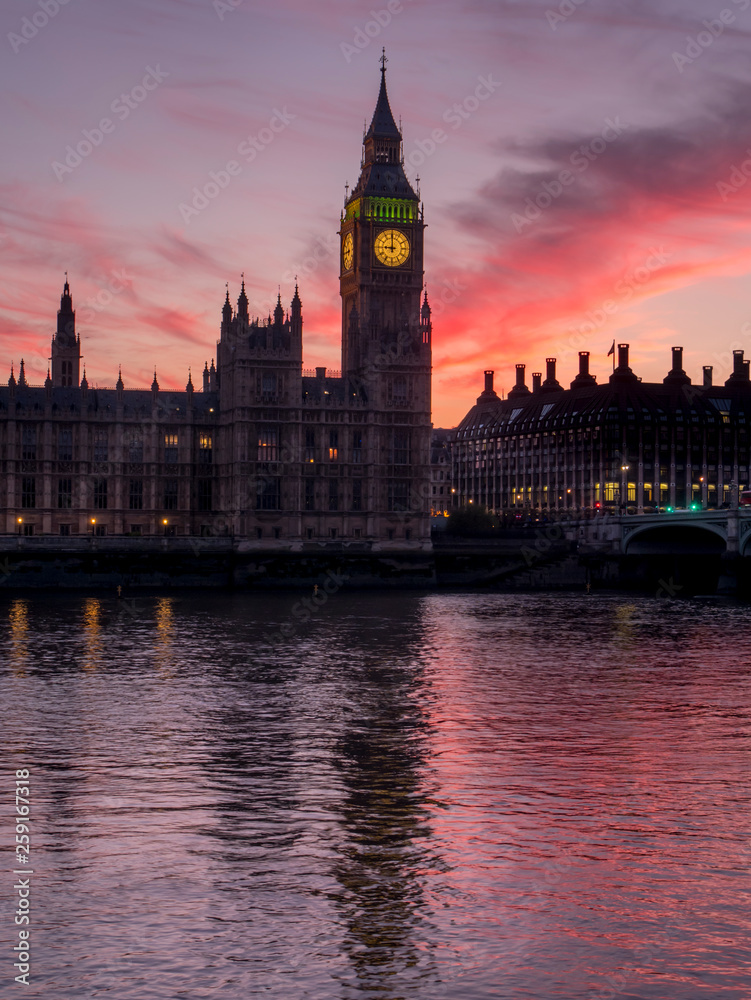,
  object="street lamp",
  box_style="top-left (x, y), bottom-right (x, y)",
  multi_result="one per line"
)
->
top-left (620, 465), bottom-right (630, 510)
